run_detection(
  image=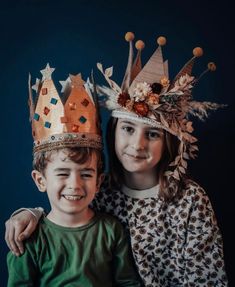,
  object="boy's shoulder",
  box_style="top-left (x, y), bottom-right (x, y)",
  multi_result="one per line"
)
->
top-left (24, 216), bottom-right (47, 243)
top-left (13, 217), bottom-right (47, 262)
top-left (96, 212), bottom-right (125, 233)
top-left (96, 212), bottom-right (122, 224)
